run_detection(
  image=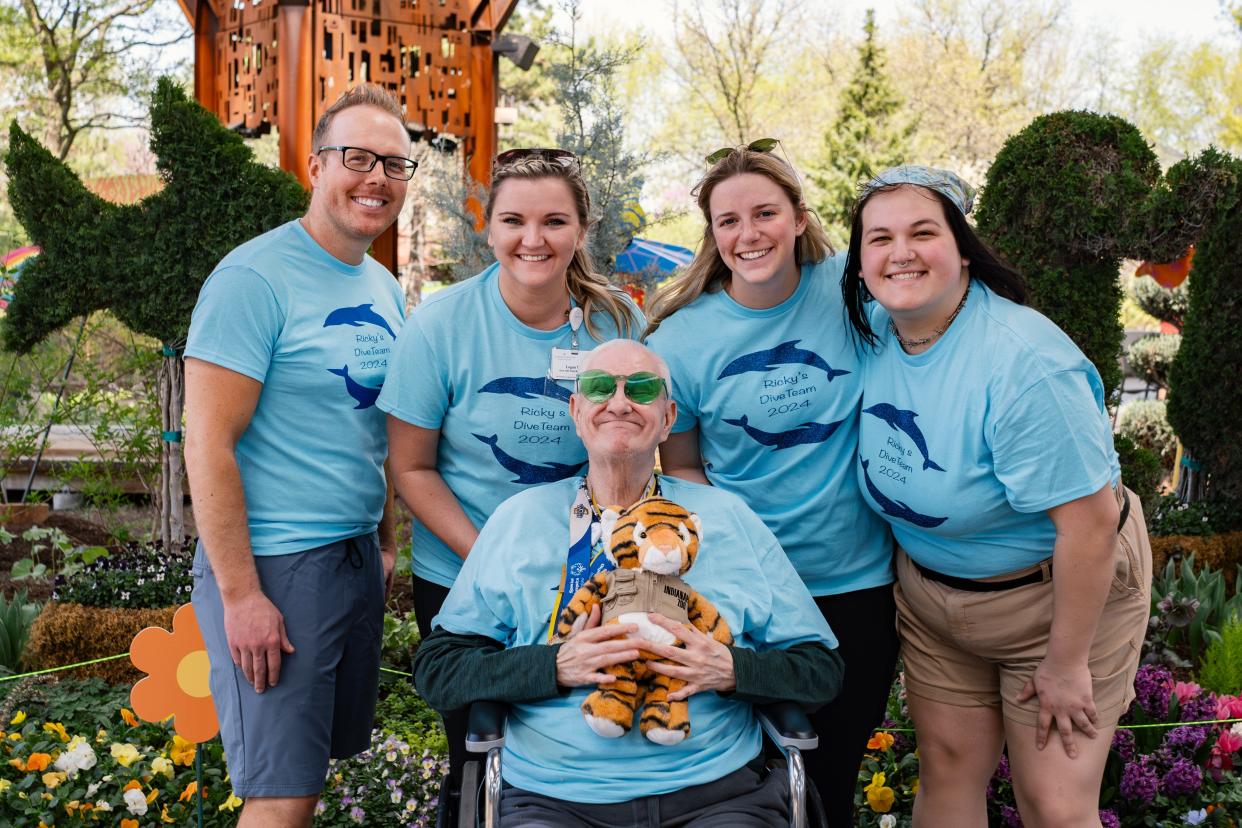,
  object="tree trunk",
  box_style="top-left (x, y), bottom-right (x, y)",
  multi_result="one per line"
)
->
top-left (157, 350), bottom-right (185, 553)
